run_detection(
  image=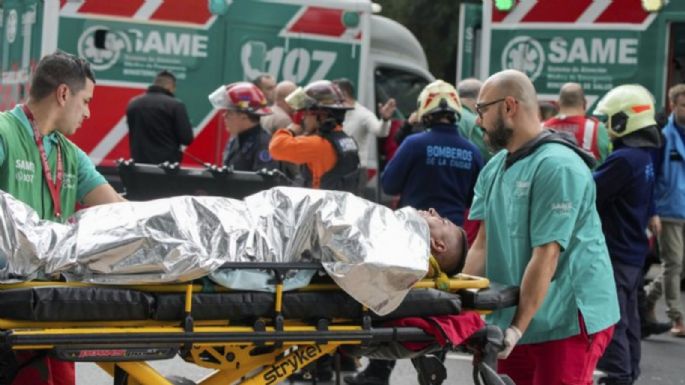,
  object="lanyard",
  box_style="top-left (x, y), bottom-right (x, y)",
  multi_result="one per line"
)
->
top-left (21, 105), bottom-right (63, 219)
